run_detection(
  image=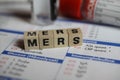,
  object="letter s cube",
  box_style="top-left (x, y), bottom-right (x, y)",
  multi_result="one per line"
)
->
top-left (68, 28), bottom-right (82, 46)
top-left (24, 31), bottom-right (39, 50)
